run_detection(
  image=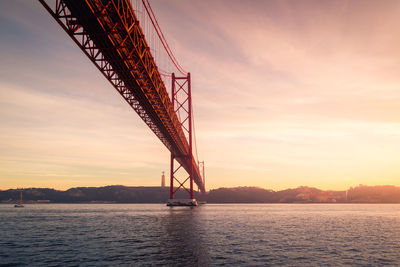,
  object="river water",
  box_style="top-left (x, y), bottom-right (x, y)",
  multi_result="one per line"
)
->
top-left (1, 204), bottom-right (399, 266)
